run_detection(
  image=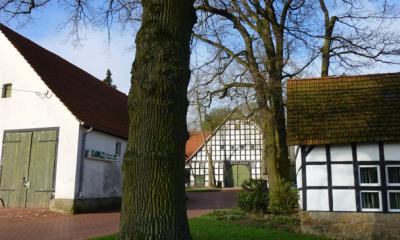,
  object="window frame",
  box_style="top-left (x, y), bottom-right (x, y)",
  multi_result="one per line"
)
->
top-left (388, 190), bottom-right (400, 212)
top-left (386, 165), bottom-right (400, 186)
top-left (358, 165), bottom-right (381, 186)
top-left (360, 190), bottom-right (382, 212)
top-left (1, 83), bottom-right (12, 98)
top-left (115, 141), bottom-right (122, 156)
